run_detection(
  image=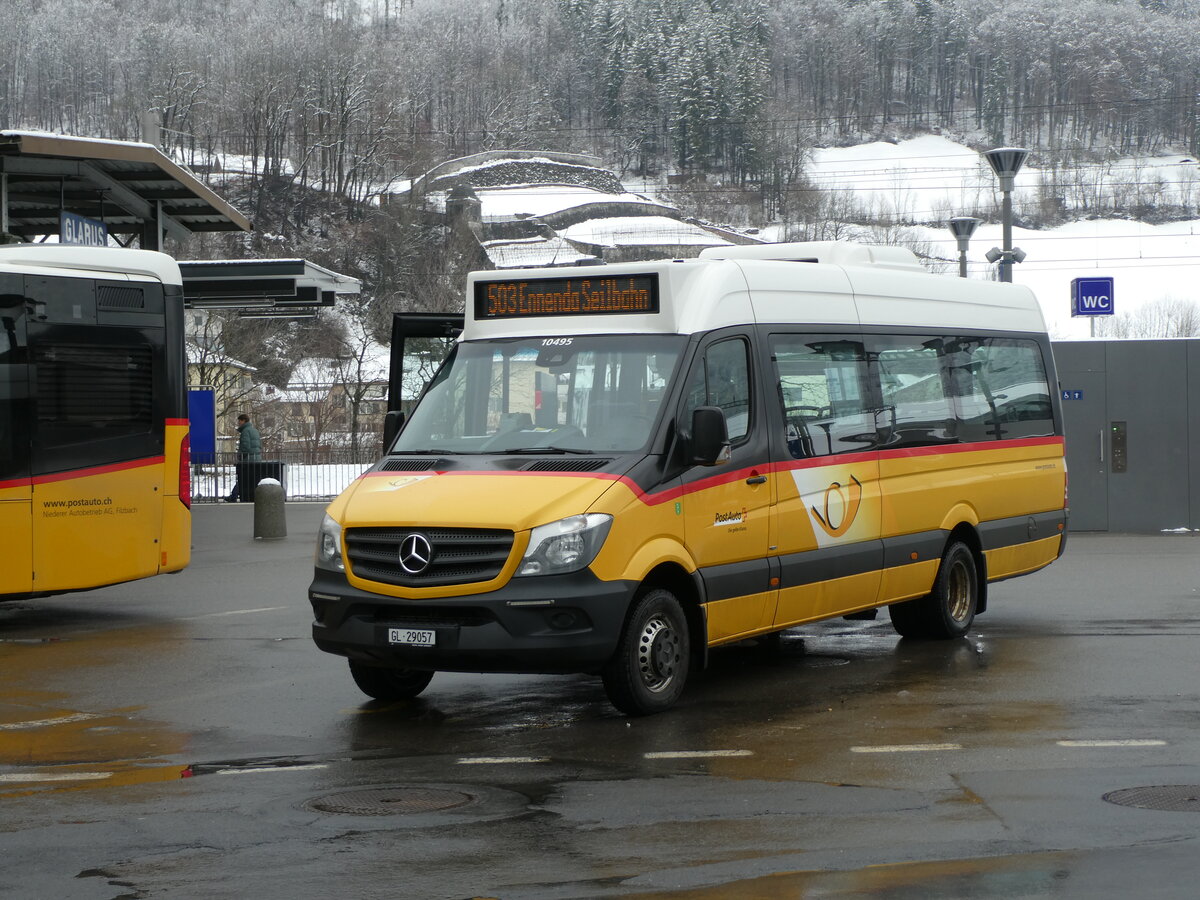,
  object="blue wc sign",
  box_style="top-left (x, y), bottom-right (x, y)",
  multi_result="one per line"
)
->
top-left (1071, 276), bottom-right (1114, 317)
